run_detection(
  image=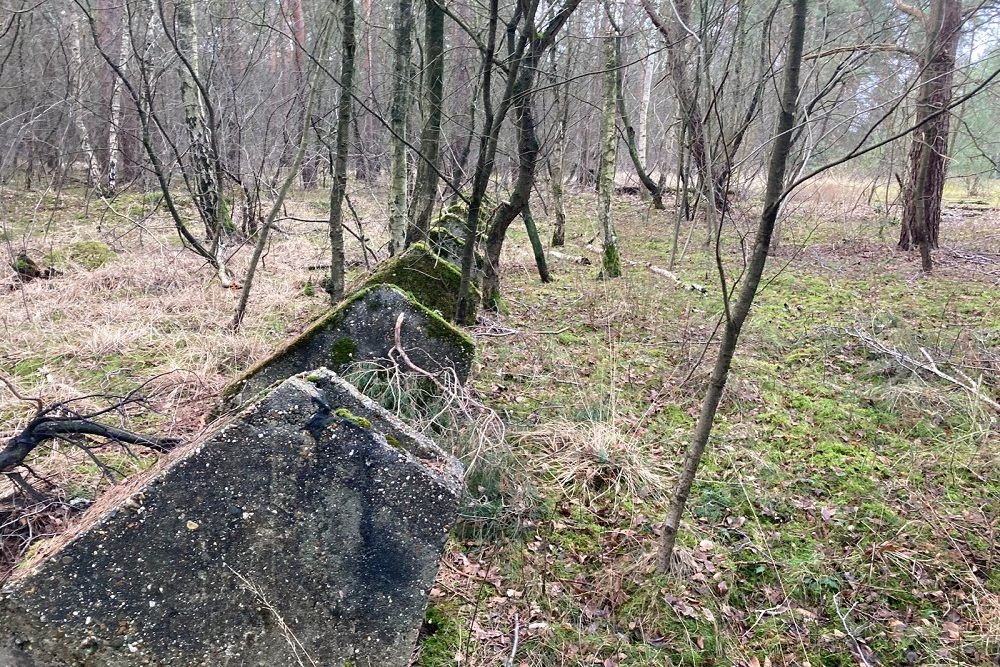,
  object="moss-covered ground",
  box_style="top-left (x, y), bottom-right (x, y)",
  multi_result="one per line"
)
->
top-left (1, 180), bottom-right (997, 665)
top-left (421, 183), bottom-right (999, 666)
